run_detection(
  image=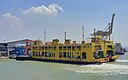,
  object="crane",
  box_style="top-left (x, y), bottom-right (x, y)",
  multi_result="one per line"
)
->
top-left (93, 14), bottom-right (115, 40)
